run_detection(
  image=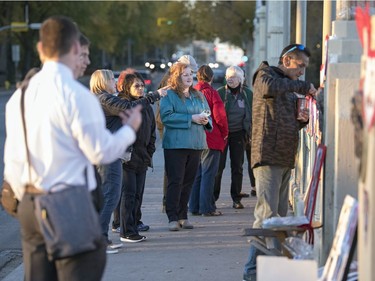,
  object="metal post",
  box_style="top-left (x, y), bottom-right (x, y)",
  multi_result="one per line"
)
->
top-left (322, 0), bottom-right (335, 64)
top-left (296, 0), bottom-right (306, 45)
top-left (295, 0), bottom-right (307, 208)
top-left (25, 1), bottom-right (29, 24)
